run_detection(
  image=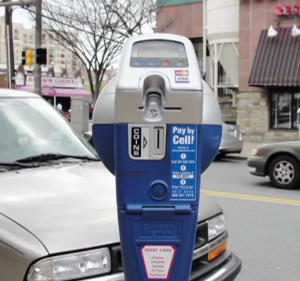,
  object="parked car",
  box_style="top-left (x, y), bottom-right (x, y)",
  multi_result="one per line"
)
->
top-left (89, 102), bottom-right (94, 119)
top-left (0, 89), bottom-right (241, 281)
top-left (247, 141), bottom-right (300, 189)
top-left (216, 123), bottom-right (243, 159)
